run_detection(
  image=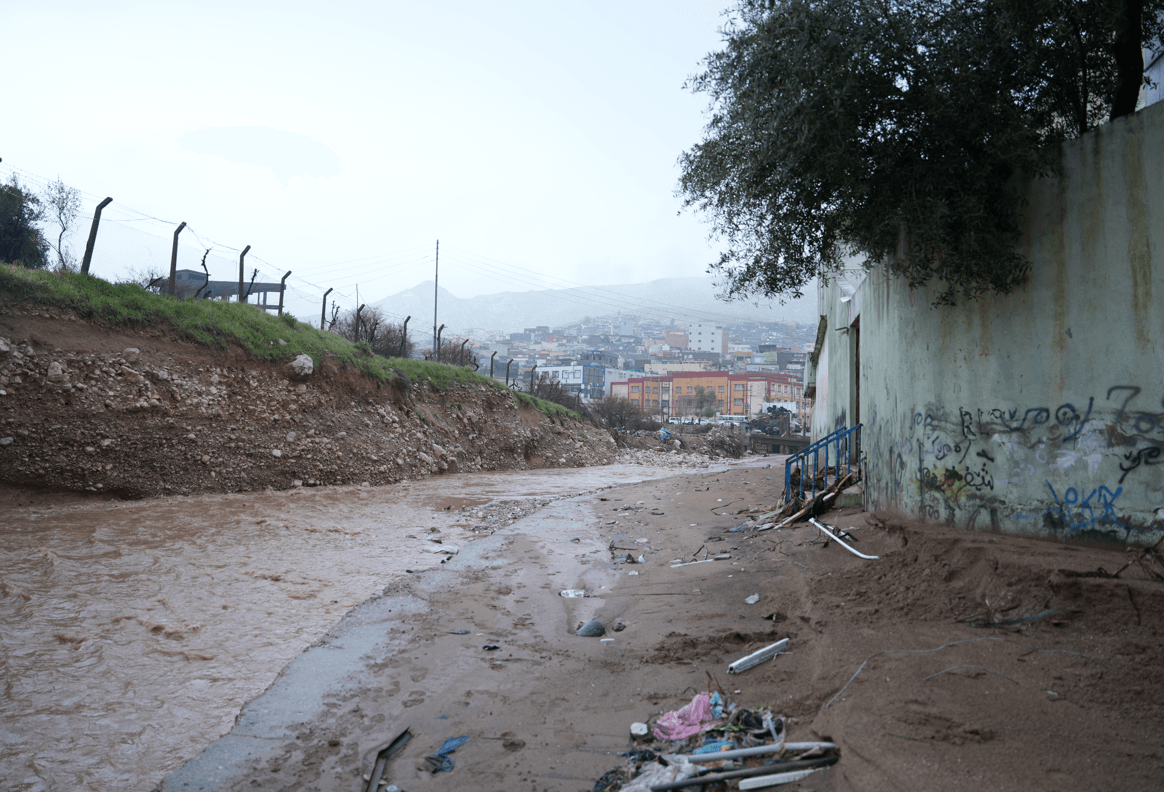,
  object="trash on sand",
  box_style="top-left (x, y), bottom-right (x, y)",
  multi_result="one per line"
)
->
top-left (692, 739), bottom-right (735, 754)
top-left (670, 559), bottom-right (715, 568)
top-left (744, 593), bottom-right (760, 605)
top-left (421, 544), bottom-right (460, 555)
top-left (448, 630), bottom-right (470, 635)
top-left (628, 570), bottom-right (639, 576)
top-left (653, 692), bottom-right (723, 741)
top-left (423, 735), bottom-right (469, 773)
top-left (714, 553), bottom-right (731, 561)
top-left (364, 727), bottom-right (412, 792)
top-left (560, 589), bottom-right (585, 598)
top-left (601, 638), bottom-right (615, 642)
top-left (592, 685), bottom-right (840, 792)
top-left (809, 519), bottom-right (879, 560)
top-left (738, 767), bottom-right (826, 789)
top-left (728, 524), bottom-right (749, 532)
top-left (483, 644), bottom-right (500, 651)
top-left (728, 638), bottom-right (790, 674)
top-left (620, 758), bottom-right (699, 792)
top-left (637, 554), bottom-right (647, 564)
top-left (570, 537), bottom-right (581, 543)
top-left (577, 619), bottom-right (606, 637)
